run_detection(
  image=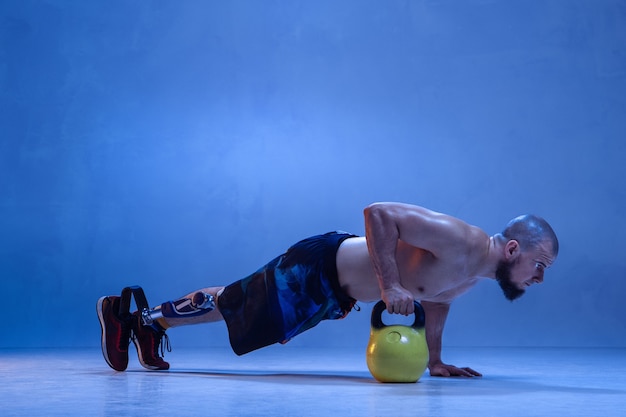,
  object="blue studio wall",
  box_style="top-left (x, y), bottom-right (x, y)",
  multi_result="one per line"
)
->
top-left (1, 0), bottom-right (625, 350)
